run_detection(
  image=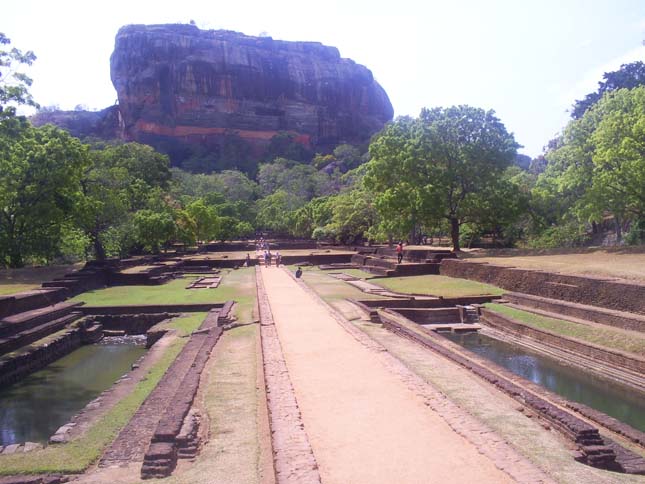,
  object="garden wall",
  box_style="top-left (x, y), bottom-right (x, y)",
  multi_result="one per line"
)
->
top-left (440, 260), bottom-right (645, 314)
top-left (504, 292), bottom-right (645, 333)
top-left (480, 308), bottom-right (645, 374)
top-left (80, 303), bottom-right (225, 315)
top-left (0, 289), bottom-right (68, 319)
